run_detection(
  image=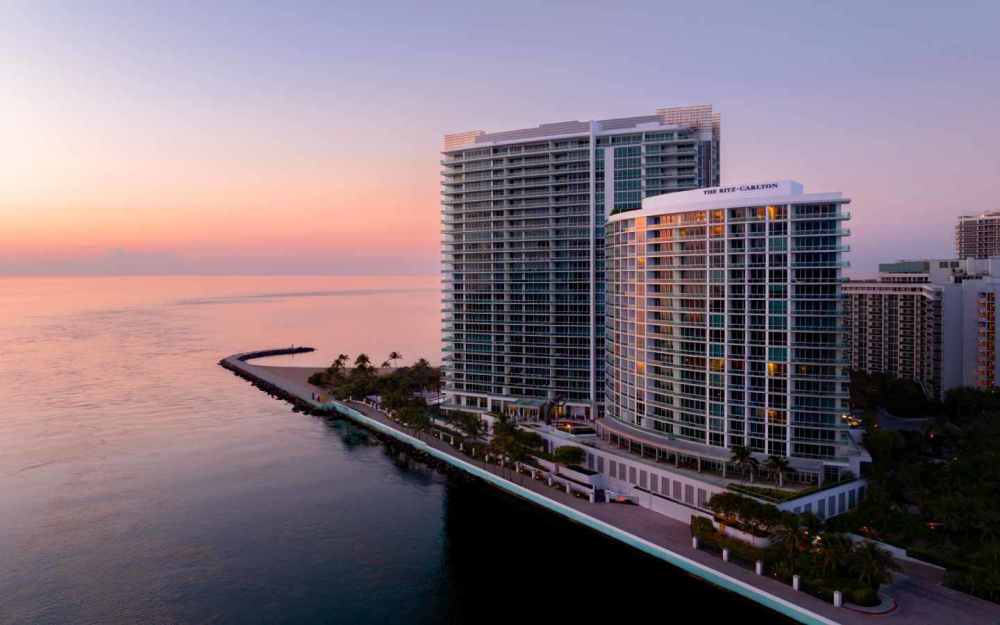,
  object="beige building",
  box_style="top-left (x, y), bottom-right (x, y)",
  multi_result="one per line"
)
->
top-left (845, 258), bottom-right (1000, 399)
top-left (956, 212), bottom-right (1000, 259)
